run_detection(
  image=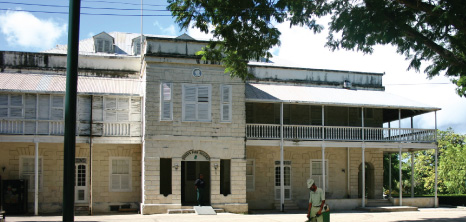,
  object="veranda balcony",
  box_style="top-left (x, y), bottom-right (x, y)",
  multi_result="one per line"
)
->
top-left (246, 124), bottom-right (436, 143)
top-left (0, 119), bottom-right (140, 137)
